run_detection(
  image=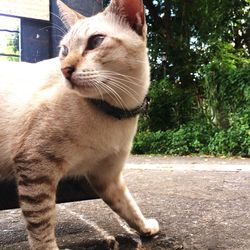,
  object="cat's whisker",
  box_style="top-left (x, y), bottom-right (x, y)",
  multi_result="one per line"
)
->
top-left (96, 81), bottom-right (117, 104)
top-left (89, 81), bottom-right (101, 97)
top-left (73, 74), bottom-right (136, 109)
top-left (107, 81), bottom-right (139, 105)
top-left (97, 74), bottom-right (143, 106)
top-left (39, 22), bottom-right (67, 36)
top-left (54, 35), bottom-right (65, 40)
top-left (92, 80), bottom-right (104, 101)
top-left (50, 12), bottom-right (68, 33)
top-left (53, 24), bottom-right (68, 36)
top-left (96, 74), bottom-right (138, 98)
top-left (99, 75), bottom-right (141, 90)
top-left (100, 74), bottom-right (140, 94)
top-left (39, 12), bottom-right (67, 36)
top-left (103, 74), bottom-right (142, 88)
top-left (99, 70), bottom-right (138, 79)
top-left (74, 78), bottom-right (106, 103)
top-left (105, 78), bottom-right (139, 100)
top-left (50, 12), bottom-right (64, 24)
top-left (99, 71), bottom-right (143, 86)
top-left (105, 88), bottom-right (127, 110)
top-left (99, 72), bottom-right (141, 84)
top-left (99, 82), bottom-right (128, 110)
